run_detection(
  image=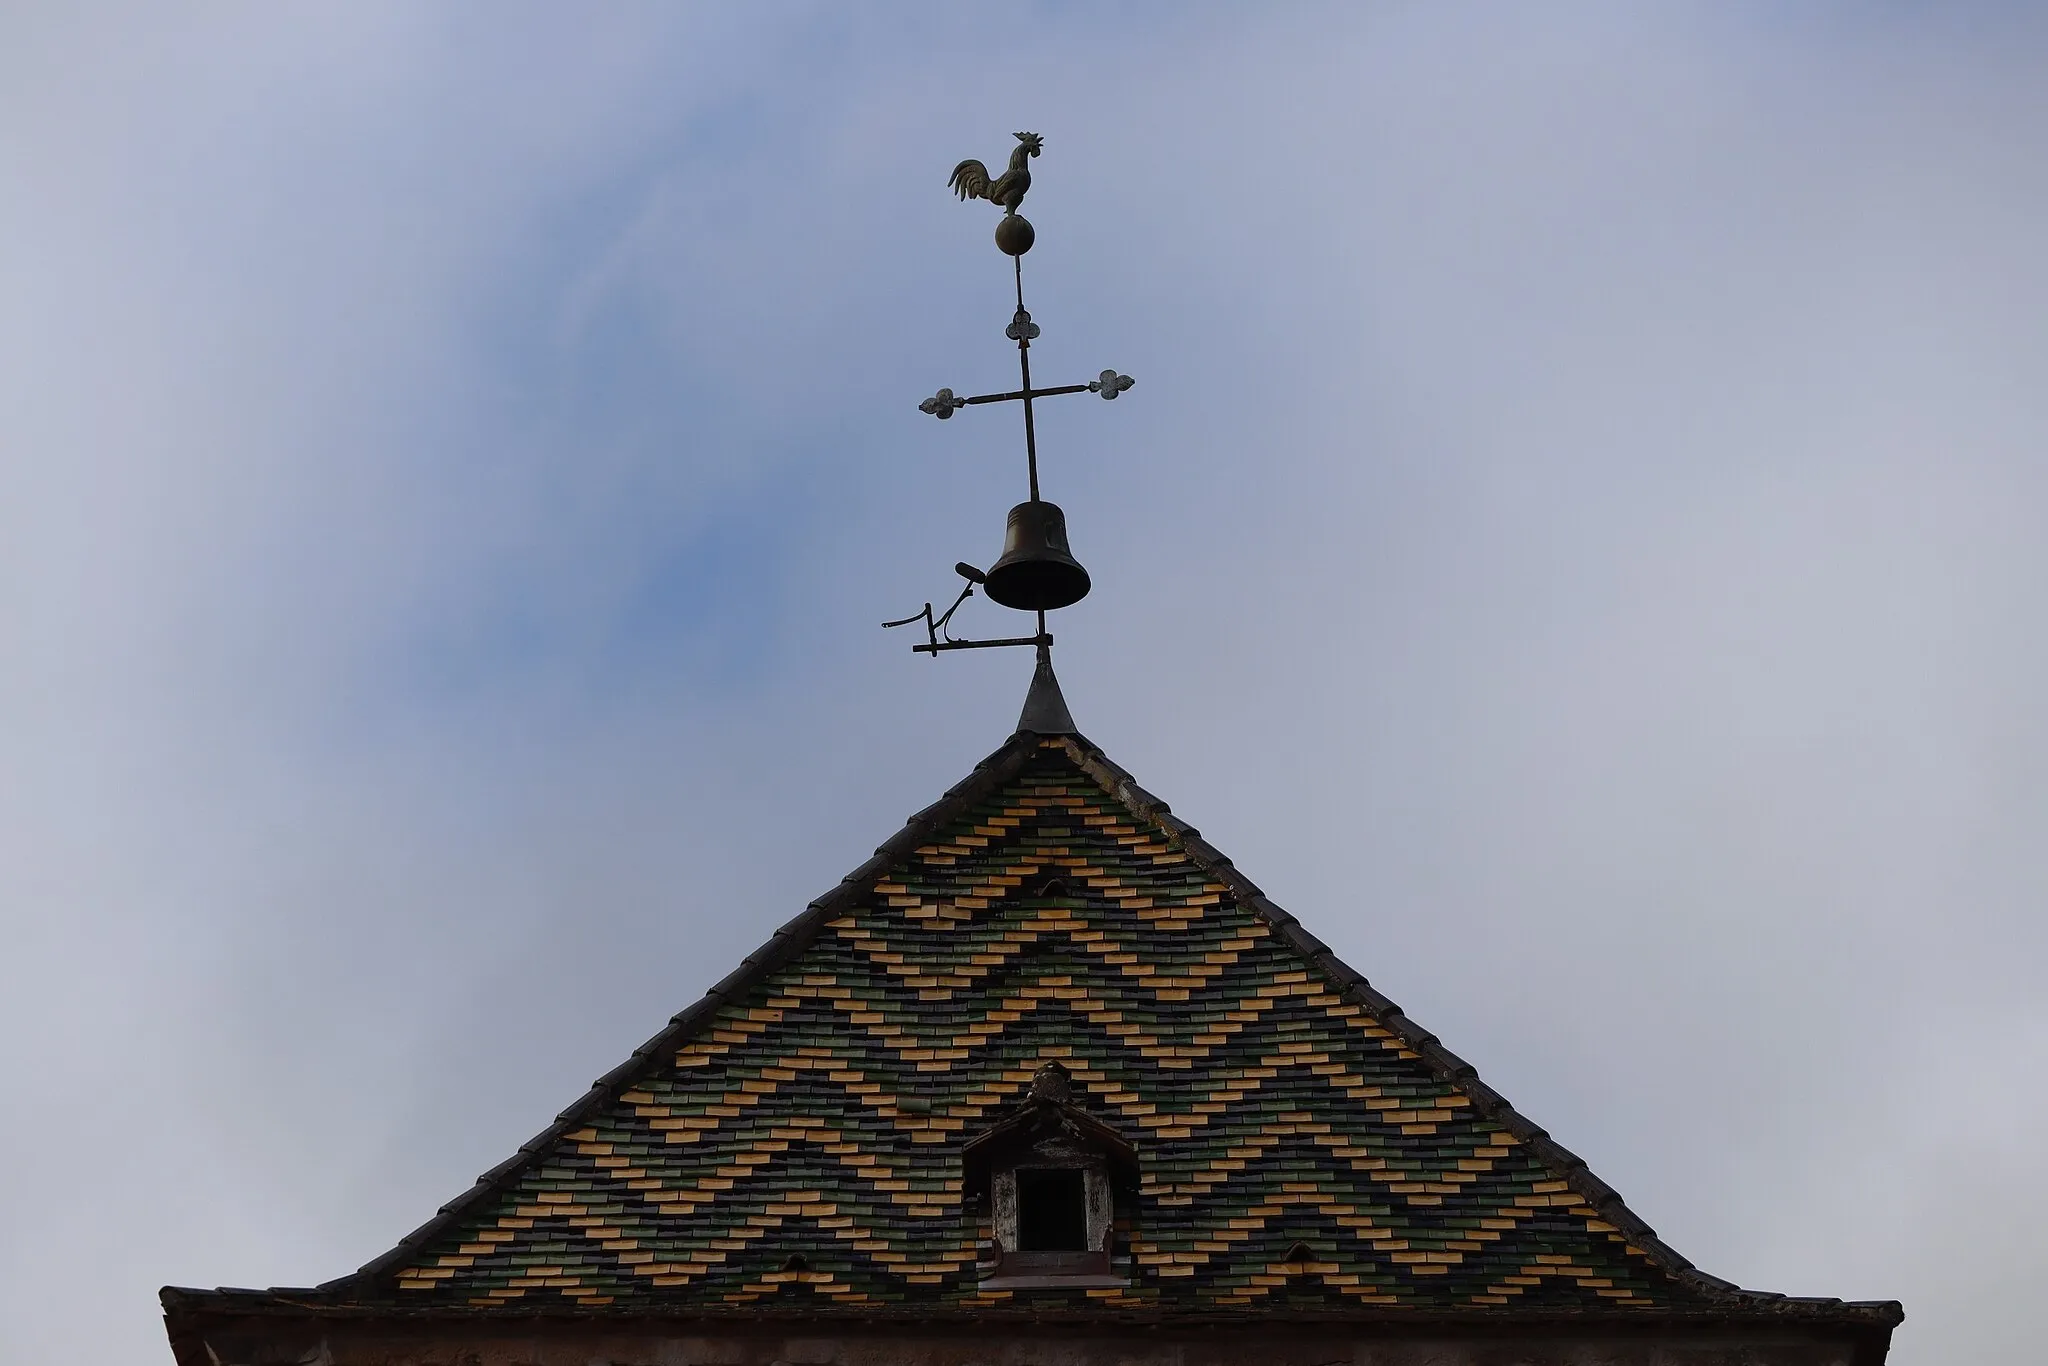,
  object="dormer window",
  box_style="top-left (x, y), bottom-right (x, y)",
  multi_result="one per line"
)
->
top-left (1016, 1168), bottom-right (1087, 1250)
top-left (963, 1062), bottom-right (1136, 1288)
